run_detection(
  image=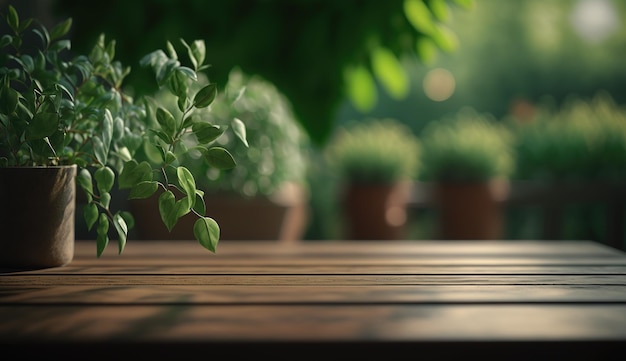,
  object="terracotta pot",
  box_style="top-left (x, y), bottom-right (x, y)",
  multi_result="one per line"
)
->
top-left (130, 182), bottom-right (309, 242)
top-left (0, 165), bottom-right (76, 269)
top-left (342, 182), bottom-right (412, 240)
top-left (434, 179), bottom-right (510, 240)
